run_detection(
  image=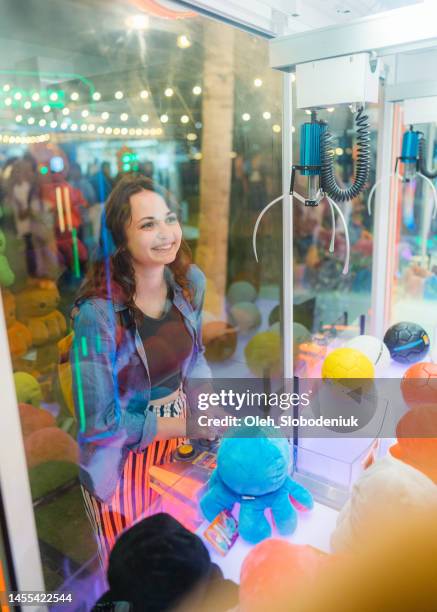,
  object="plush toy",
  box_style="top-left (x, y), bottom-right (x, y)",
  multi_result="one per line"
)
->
top-left (0, 229), bottom-right (15, 287)
top-left (239, 539), bottom-right (327, 612)
top-left (15, 279), bottom-right (66, 372)
top-left (200, 432), bottom-right (313, 544)
top-left (18, 402), bottom-right (56, 437)
top-left (13, 372), bottom-right (42, 407)
top-left (3, 291), bottom-right (33, 368)
top-left (24, 427), bottom-right (79, 469)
